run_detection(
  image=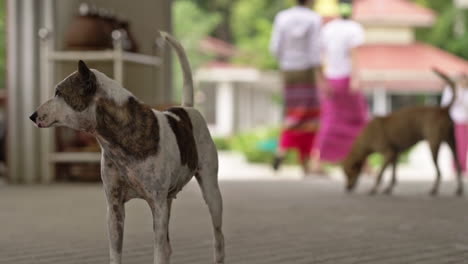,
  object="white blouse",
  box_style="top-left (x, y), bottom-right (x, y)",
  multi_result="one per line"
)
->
top-left (321, 19), bottom-right (365, 79)
top-left (270, 6), bottom-right (322, 71)
top-left (441, 85), bottom-right (468, 123)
